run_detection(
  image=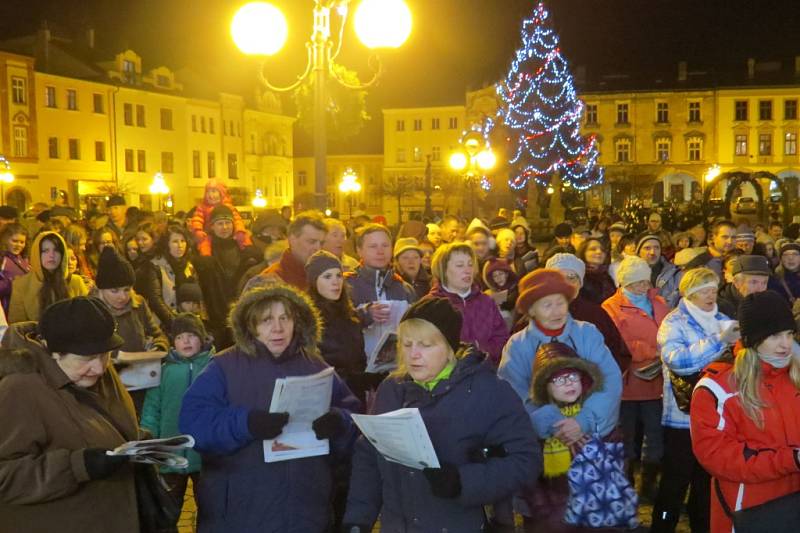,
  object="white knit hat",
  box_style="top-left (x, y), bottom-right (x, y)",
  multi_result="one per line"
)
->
top-left (617, 256), bottom-right (652, 287)
top-left (545, 253), bottom-right (586, 284)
